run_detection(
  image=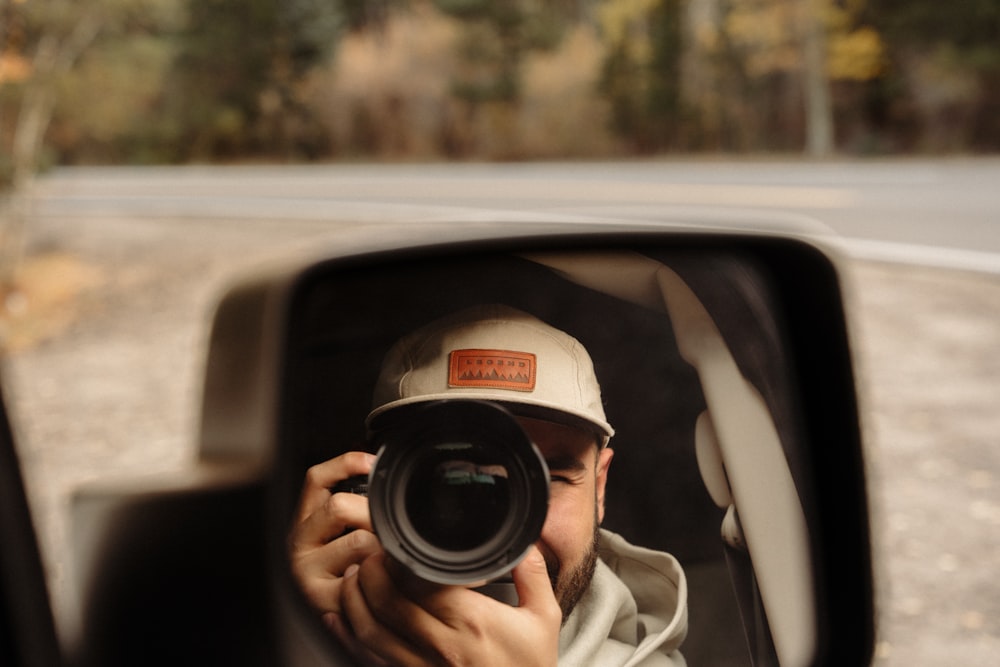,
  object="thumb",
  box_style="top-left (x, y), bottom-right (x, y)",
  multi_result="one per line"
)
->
top-left (511, 545), bottom-right (559, 616)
